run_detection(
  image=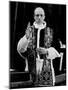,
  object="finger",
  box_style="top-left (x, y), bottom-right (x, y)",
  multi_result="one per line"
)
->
top-left (27, 22), bottom-right (30, 28)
